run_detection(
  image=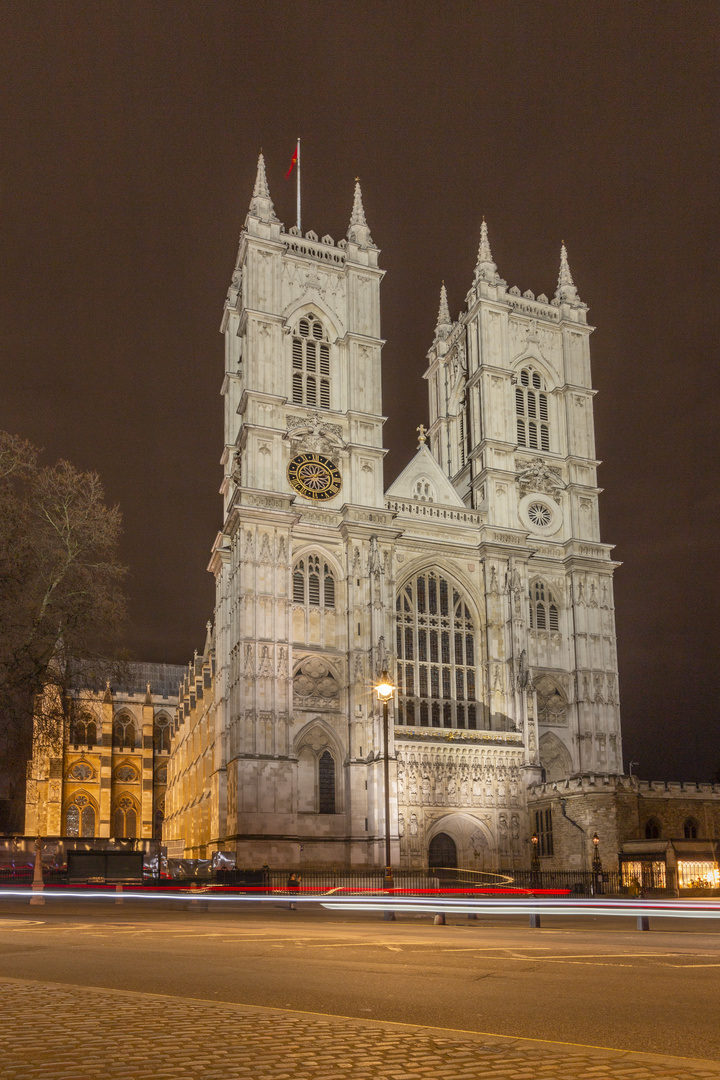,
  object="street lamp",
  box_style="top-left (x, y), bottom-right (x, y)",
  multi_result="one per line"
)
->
top-left (375, 670), bottom-right (395, 918)
top-left (530, 832), bottom-right (540, 873)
